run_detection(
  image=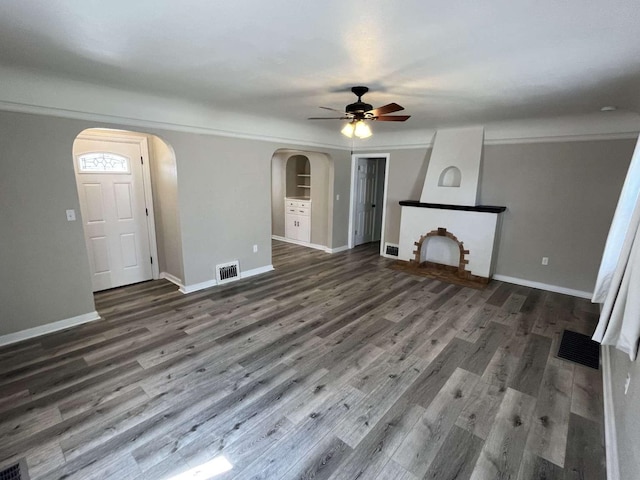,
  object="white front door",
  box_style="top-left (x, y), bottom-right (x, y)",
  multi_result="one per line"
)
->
top-left (354, 158), bottom-right (378, 246)
top-left (73, 136), bottom-right (153, 291)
